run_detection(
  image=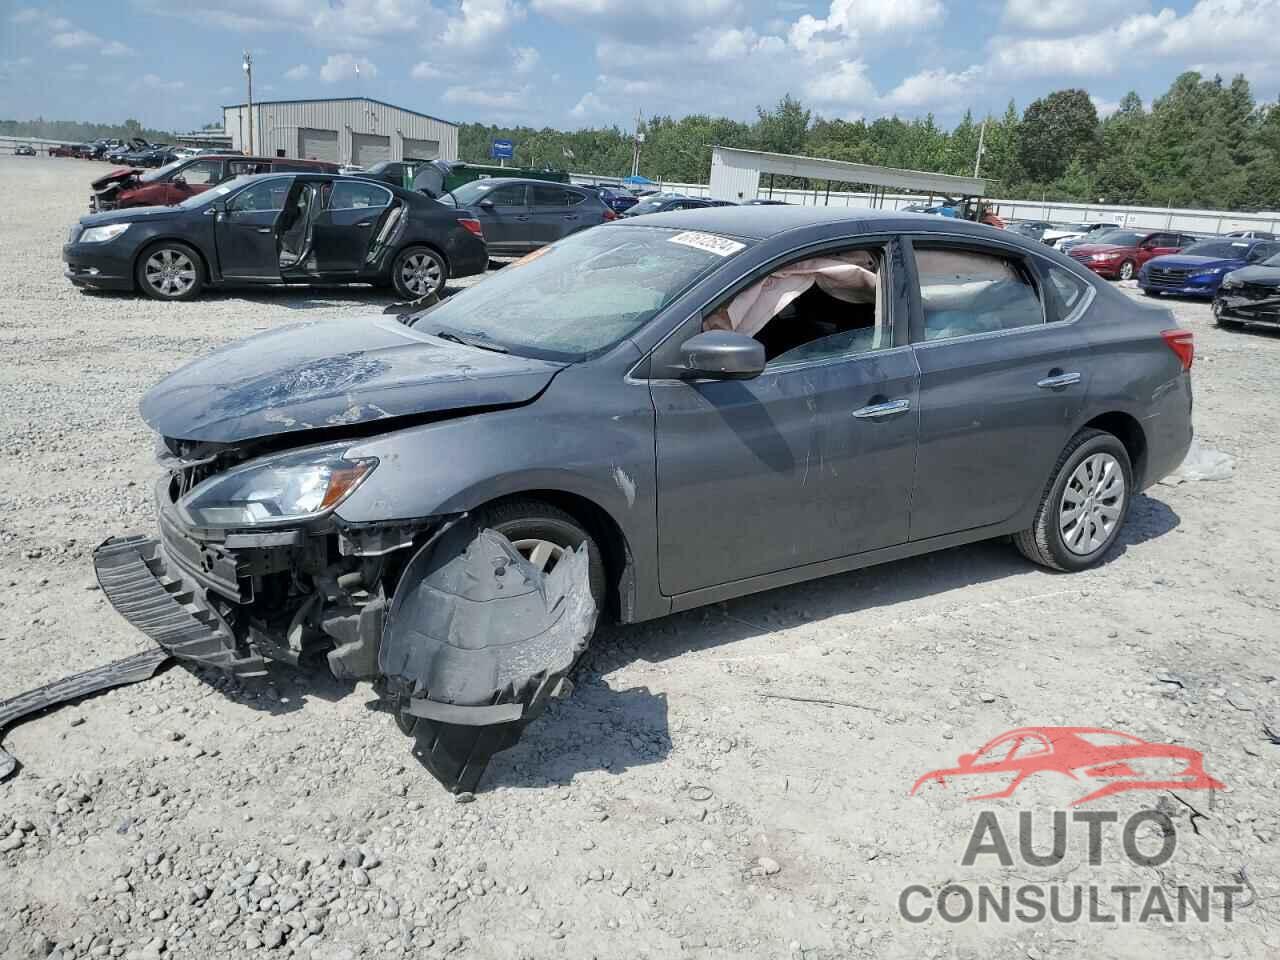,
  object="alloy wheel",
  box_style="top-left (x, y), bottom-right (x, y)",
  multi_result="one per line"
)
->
top-left (512, 538), bottom-right (567, 575)
top-left (1120, 261), bottom-right (1135, 281)
top-left (144, 249), bottom-right (196, 297)
top-left (400, 253), bottom-right (442, 297)
top-left (1058, 452), bottom-right (1125, 556)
